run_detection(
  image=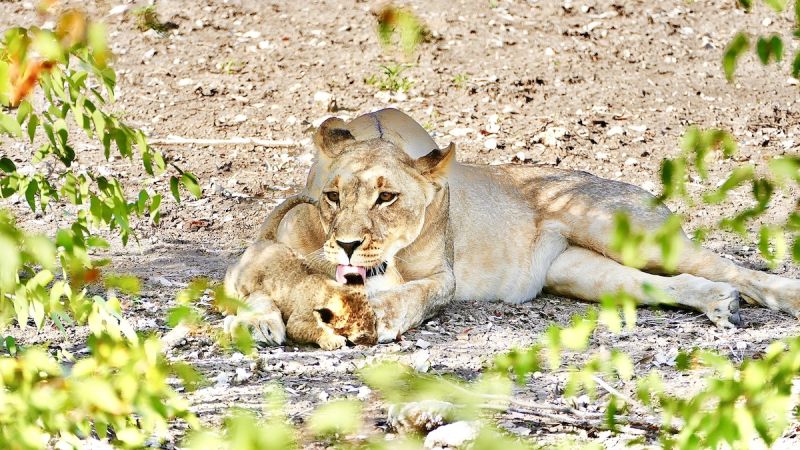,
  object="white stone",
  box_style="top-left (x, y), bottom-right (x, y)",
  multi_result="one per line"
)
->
top-left (423, 421), bottom-right (480, 449)
top-left (594, 151), bottom-right (609, 161)
top-left (314, 91), bottom-right (333, 103)
top-left (357, 386), bottom-right (372, 401)
top-left (449, 127), bottom-right (474, 137)
top-left (629, 124), bottom-right (647, 133)
top-left (624, 157), bottom-right (638, 166)
top-left (416, 339), bottom-right (431, 349)
top-left (231, 114), bottom-right (248, 124)
top-left (484, 138), bottom-right (498, 150)
top-left (242, 30), bottom-right (261, 39)
top-left (607, 126), bottom-right (625, 136)
top-left (533, 127), bottom-right (568, 147)
top-left (413, 350), bottom-right (431, 373)
top-left (234, 367), bottom-right (251, 383)
top-left (109, 5), bottom-right (129, 15)
top-left (177, 78), bottom-right (194, 87)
